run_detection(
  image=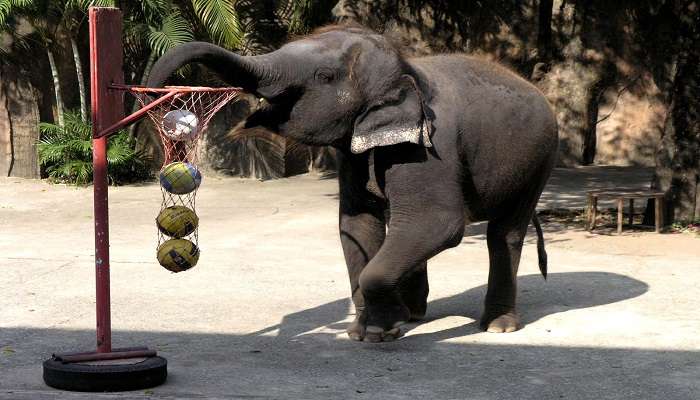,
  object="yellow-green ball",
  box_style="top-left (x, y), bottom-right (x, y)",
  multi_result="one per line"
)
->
top-left (159, 162), bottom-right (202, 195)
top-left (157, 239), bottom-right (200, 272)
top-left (156, 206), bottom-right (199, 238)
